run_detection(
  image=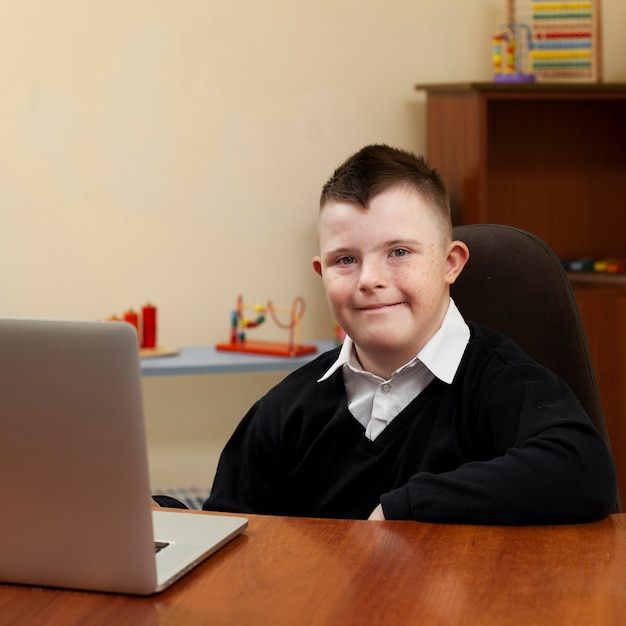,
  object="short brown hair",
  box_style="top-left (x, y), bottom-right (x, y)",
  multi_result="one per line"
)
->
top-left (320, 144), bottom-right (452, 239)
